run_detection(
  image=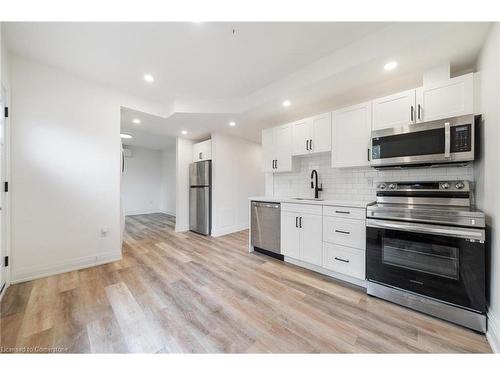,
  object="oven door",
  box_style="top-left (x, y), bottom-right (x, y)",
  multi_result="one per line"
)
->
top-left (366, 219), bottom-right (486, 312)
top-left (370, 115), bottom-right (474, 167)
